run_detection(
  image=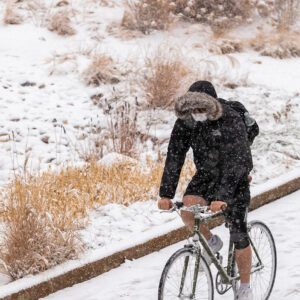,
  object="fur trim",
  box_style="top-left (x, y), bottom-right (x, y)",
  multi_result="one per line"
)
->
top-left (175, 91), bottom-right (223, 120)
